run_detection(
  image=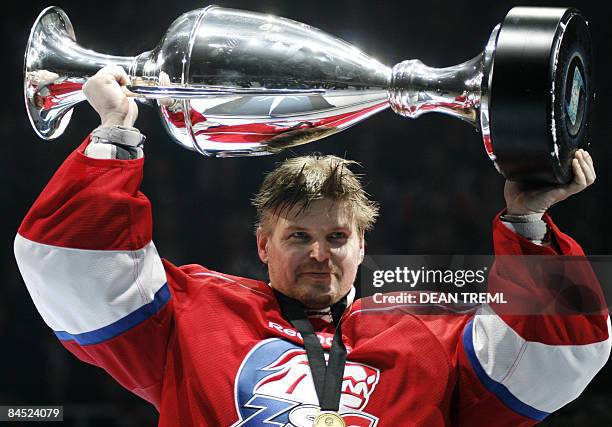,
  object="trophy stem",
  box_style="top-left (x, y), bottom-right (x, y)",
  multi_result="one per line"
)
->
top-left (388, 54), bottom-right (484, 127)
